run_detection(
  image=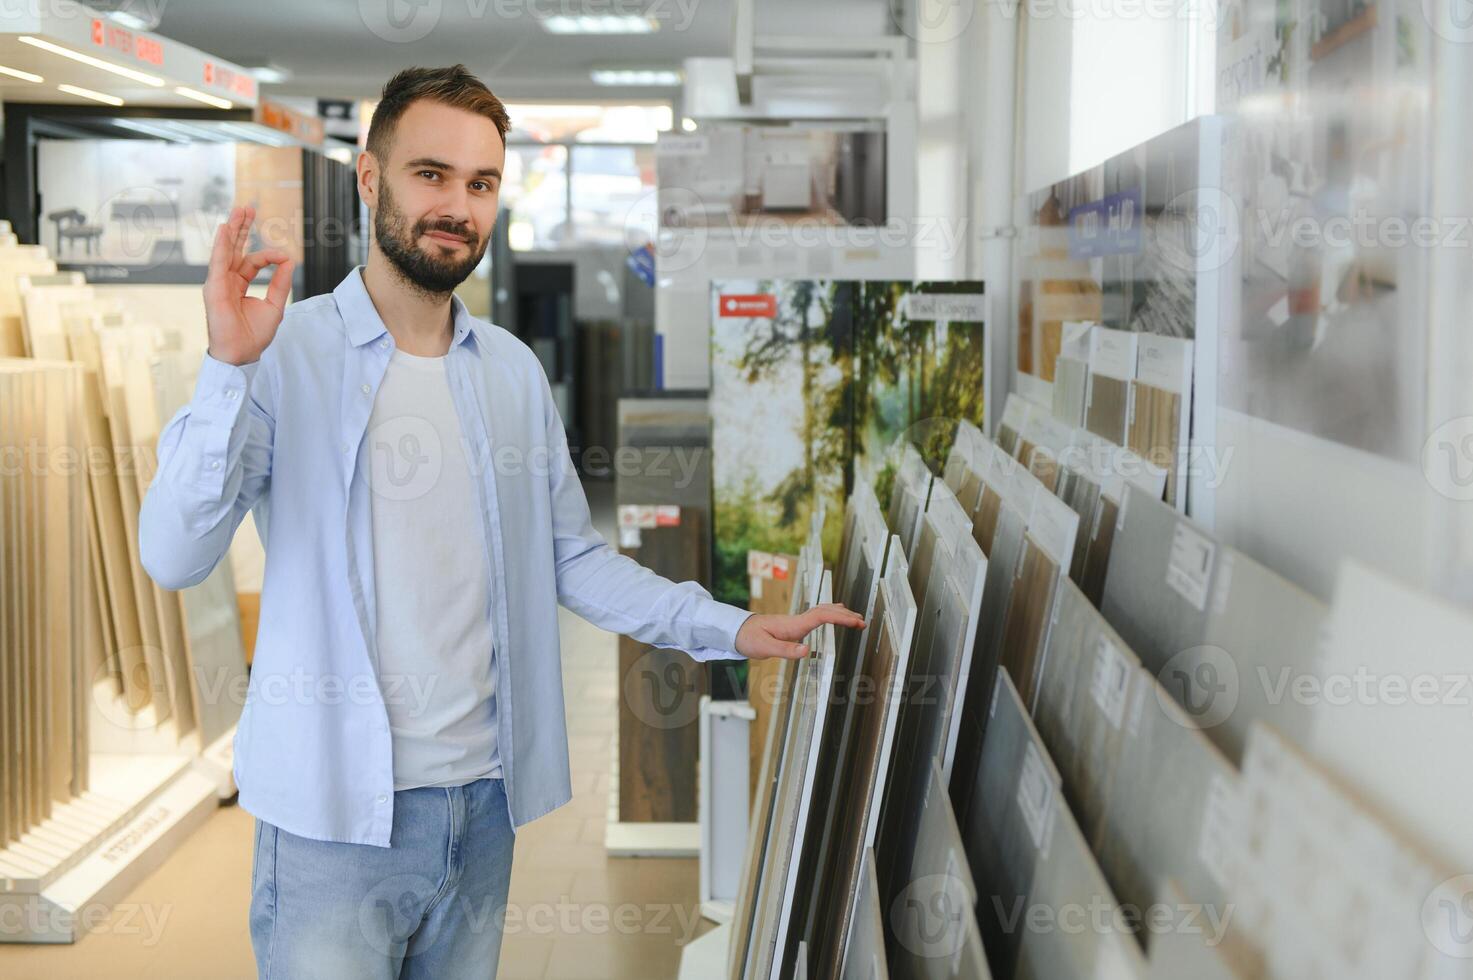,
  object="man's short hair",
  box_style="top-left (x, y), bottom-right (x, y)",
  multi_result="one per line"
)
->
top-left (366, 64), bottom-right (510, 161)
